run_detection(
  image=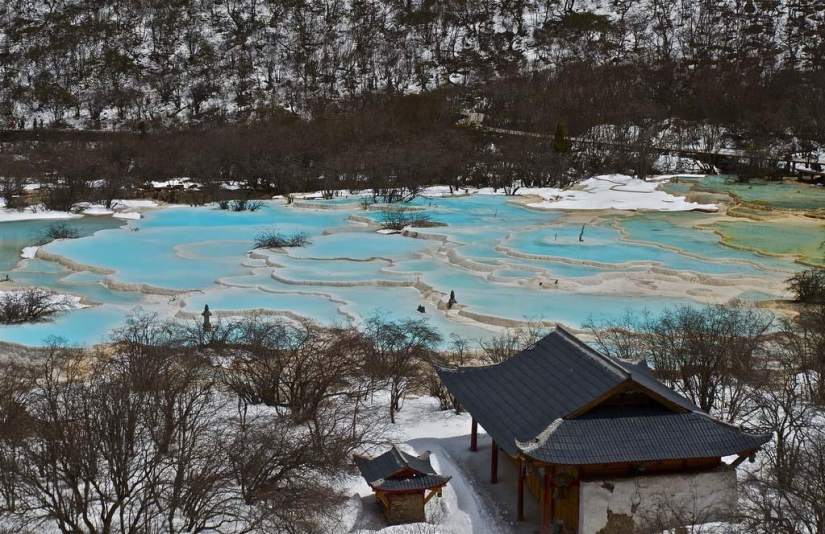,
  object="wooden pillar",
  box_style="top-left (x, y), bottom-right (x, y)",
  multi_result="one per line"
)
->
top-left (549, 466), bottom-right (556, 526)
top-left (517, 460), bottom-right (525, 521)
top-left (470, 417), bottom-right (478, 452)
top-left (490, 440), bottom-right (499, 484)
top-left (541, 467), bottom-right (551, 534)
